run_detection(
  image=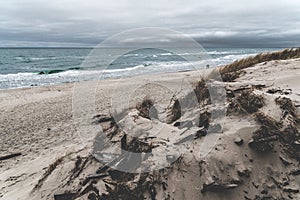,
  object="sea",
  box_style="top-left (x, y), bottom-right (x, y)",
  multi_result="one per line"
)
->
top-left (0, 47), bottom-right (284, 89)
